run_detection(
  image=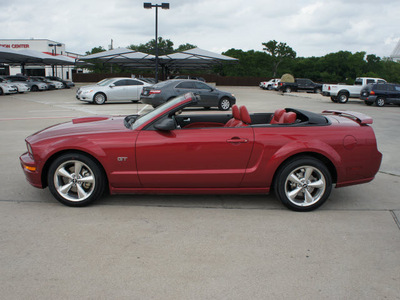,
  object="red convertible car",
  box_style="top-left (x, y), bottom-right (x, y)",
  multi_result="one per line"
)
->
top-left (20, 93), bottom-right (382, 211)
